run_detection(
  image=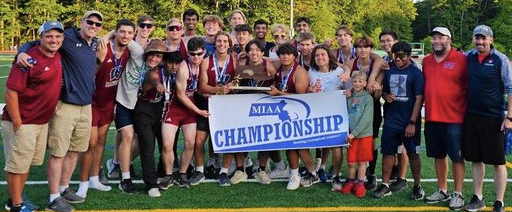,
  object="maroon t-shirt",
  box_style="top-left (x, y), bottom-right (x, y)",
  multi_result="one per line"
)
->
top-left (2, 46), bottom-right (62, 124)
top-left (204, 54), bottom-right (235, 87)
